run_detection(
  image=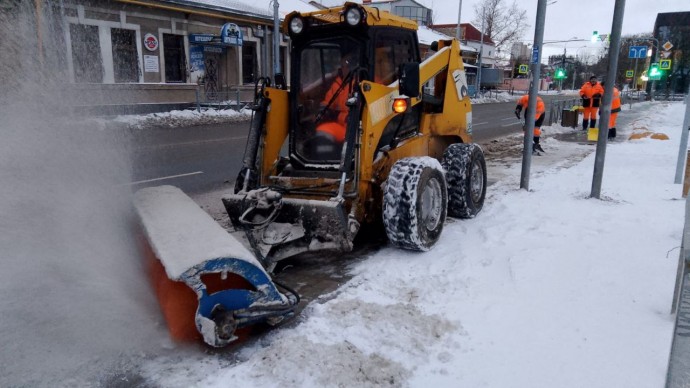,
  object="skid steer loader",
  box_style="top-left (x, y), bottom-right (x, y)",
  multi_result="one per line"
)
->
top-left (134, 2), bottom-right (487, 347)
